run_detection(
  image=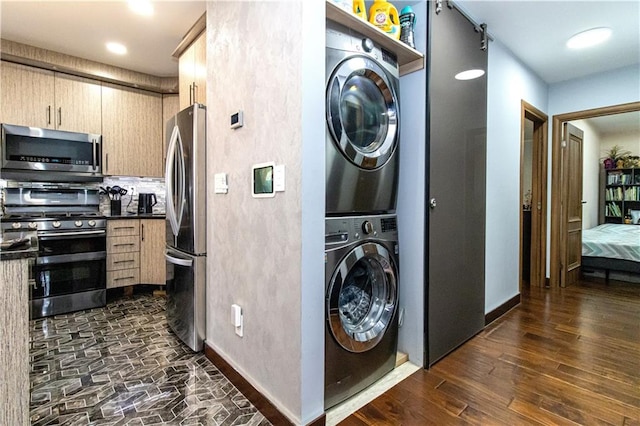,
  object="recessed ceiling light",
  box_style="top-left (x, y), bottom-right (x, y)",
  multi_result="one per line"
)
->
top-left (455, 69), bottom-right (485, 81)
top-left (128, 0), bottom-right (154, 16)
top-left (566, 27), bottom-right (611, 49)
top-left (106, 42), bottom-right (127, 55)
